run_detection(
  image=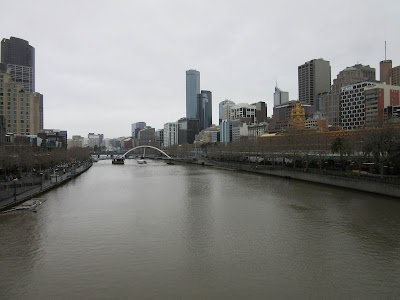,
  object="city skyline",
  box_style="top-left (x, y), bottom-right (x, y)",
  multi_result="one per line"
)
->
top-left (1, 0), bottom-right (399, 138)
